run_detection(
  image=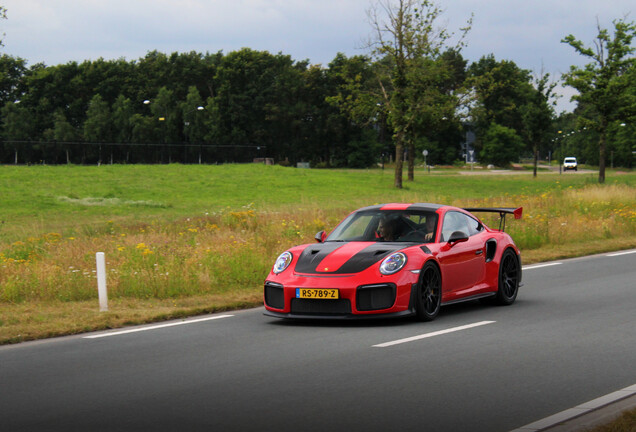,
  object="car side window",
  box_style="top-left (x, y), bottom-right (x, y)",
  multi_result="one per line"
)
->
top-left (441, 212), bottom-right (468, 242)
top-left (465, 215), bottom-right (482, 236)
top-left (441, 212), bottom-right (482, 241)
